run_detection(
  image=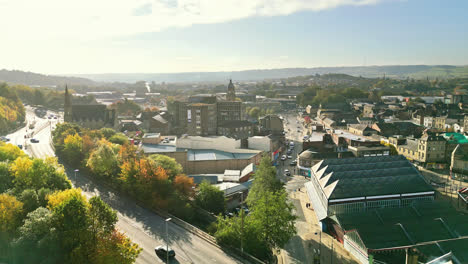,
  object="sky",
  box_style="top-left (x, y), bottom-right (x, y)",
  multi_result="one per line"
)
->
top-left (0, 0), bottom-right (467, 74)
